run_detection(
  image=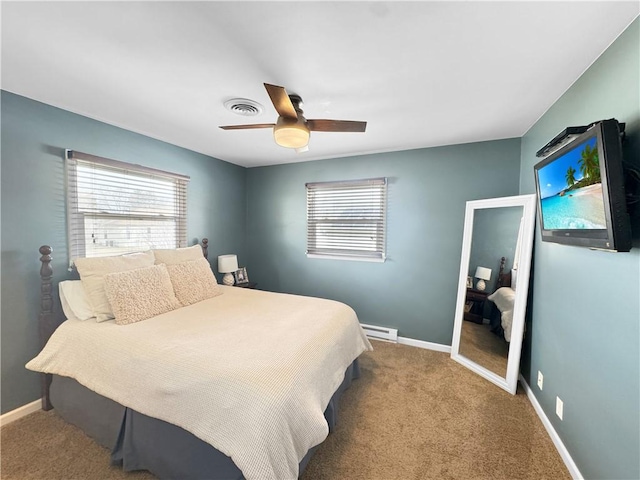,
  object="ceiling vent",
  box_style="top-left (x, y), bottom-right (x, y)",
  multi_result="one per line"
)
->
top-left (224, 98), bottom-right (263, 116)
